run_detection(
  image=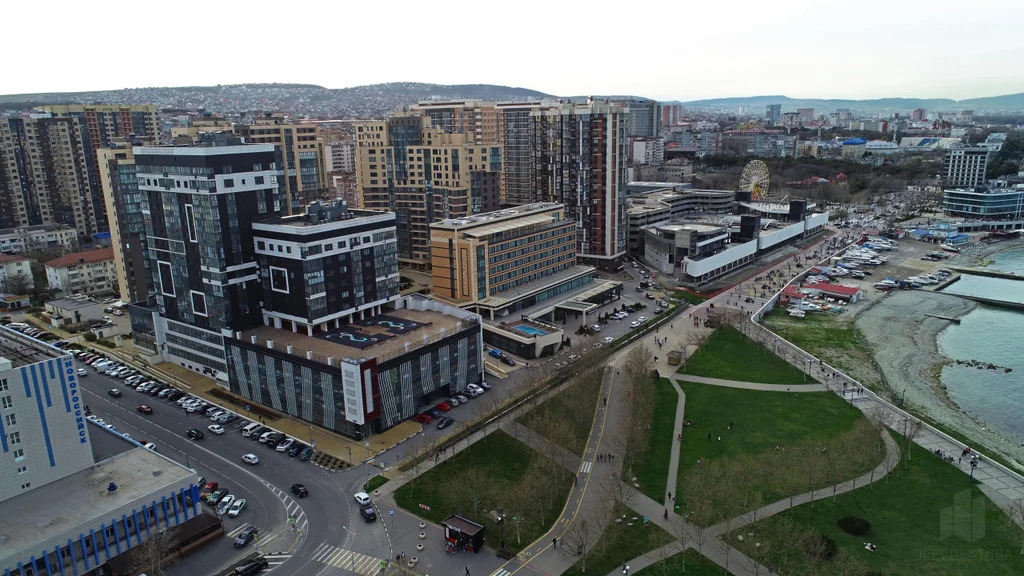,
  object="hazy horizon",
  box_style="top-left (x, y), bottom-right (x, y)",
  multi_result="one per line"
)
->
top-left (6, 0), bottom-right (1023, 101)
